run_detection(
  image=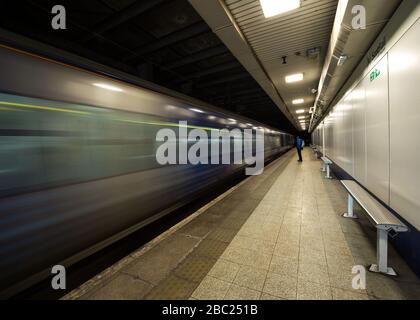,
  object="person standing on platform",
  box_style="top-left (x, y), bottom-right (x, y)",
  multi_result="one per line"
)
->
top-left (296, 136), bottom-right (303, 162)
